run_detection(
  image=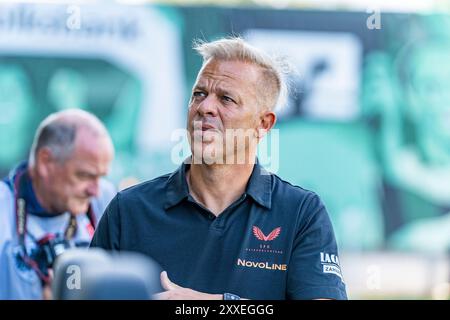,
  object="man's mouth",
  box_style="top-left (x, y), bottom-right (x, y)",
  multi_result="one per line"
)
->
top-left (191, 124), bottom-right (221, 143)
top-left (201, 123), bottom-right (217, 131)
